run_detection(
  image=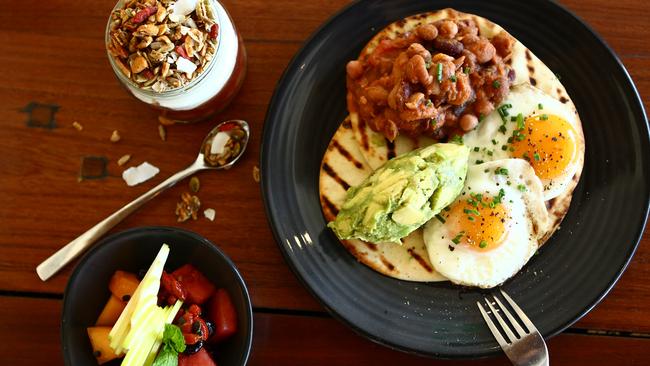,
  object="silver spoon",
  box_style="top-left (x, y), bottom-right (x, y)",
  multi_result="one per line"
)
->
top-left (36, 119), bottom-right (250, 281)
